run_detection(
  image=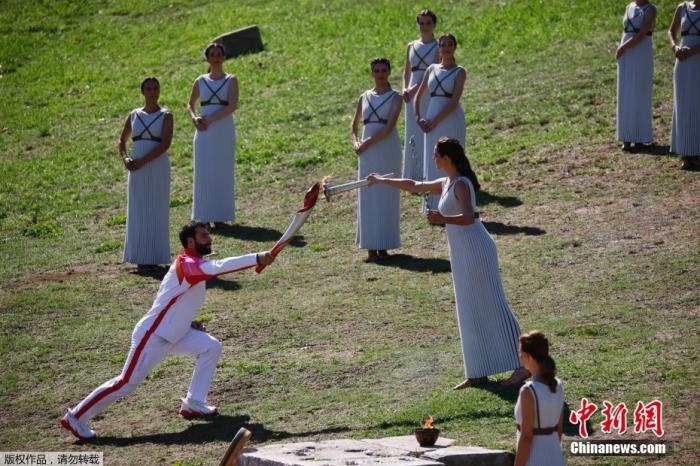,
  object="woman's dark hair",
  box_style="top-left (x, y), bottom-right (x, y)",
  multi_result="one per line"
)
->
top-left (140, 76), bottom-right (160, 91)
top-left (435, 137), bottom-right (480, 192)
top-left (179, 221), bottom-right (209, 247)
top-left (416, 9), bottom-right (437, 24)
top-left (204, 42), bottom-right (226, 72)
top-left (204, 42), bottom-right (226, 59)
top-left (438, 33), bottom-right (458, 49)
top-left (520, 331), bottom-right (558, 393)
top-left (370, 57), bottom-right (391, 73)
